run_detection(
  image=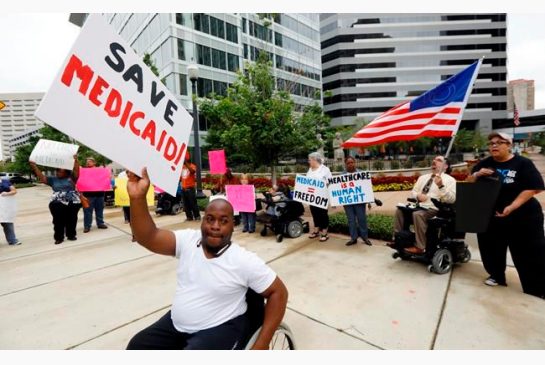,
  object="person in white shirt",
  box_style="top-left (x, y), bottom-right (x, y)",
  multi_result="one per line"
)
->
top-left (307, 152), bottom-right (333, 242)
top-left (125, 168), bottom-right (288, 350)
top-left (393, 156), bottom-right (456, 254)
